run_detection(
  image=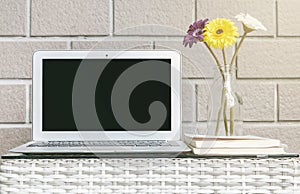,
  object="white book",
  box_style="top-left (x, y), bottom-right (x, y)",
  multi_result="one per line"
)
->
top-left (184, 134), bottom-right (281, 148)
top-left (190, 146), bottom-right (286, 155)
